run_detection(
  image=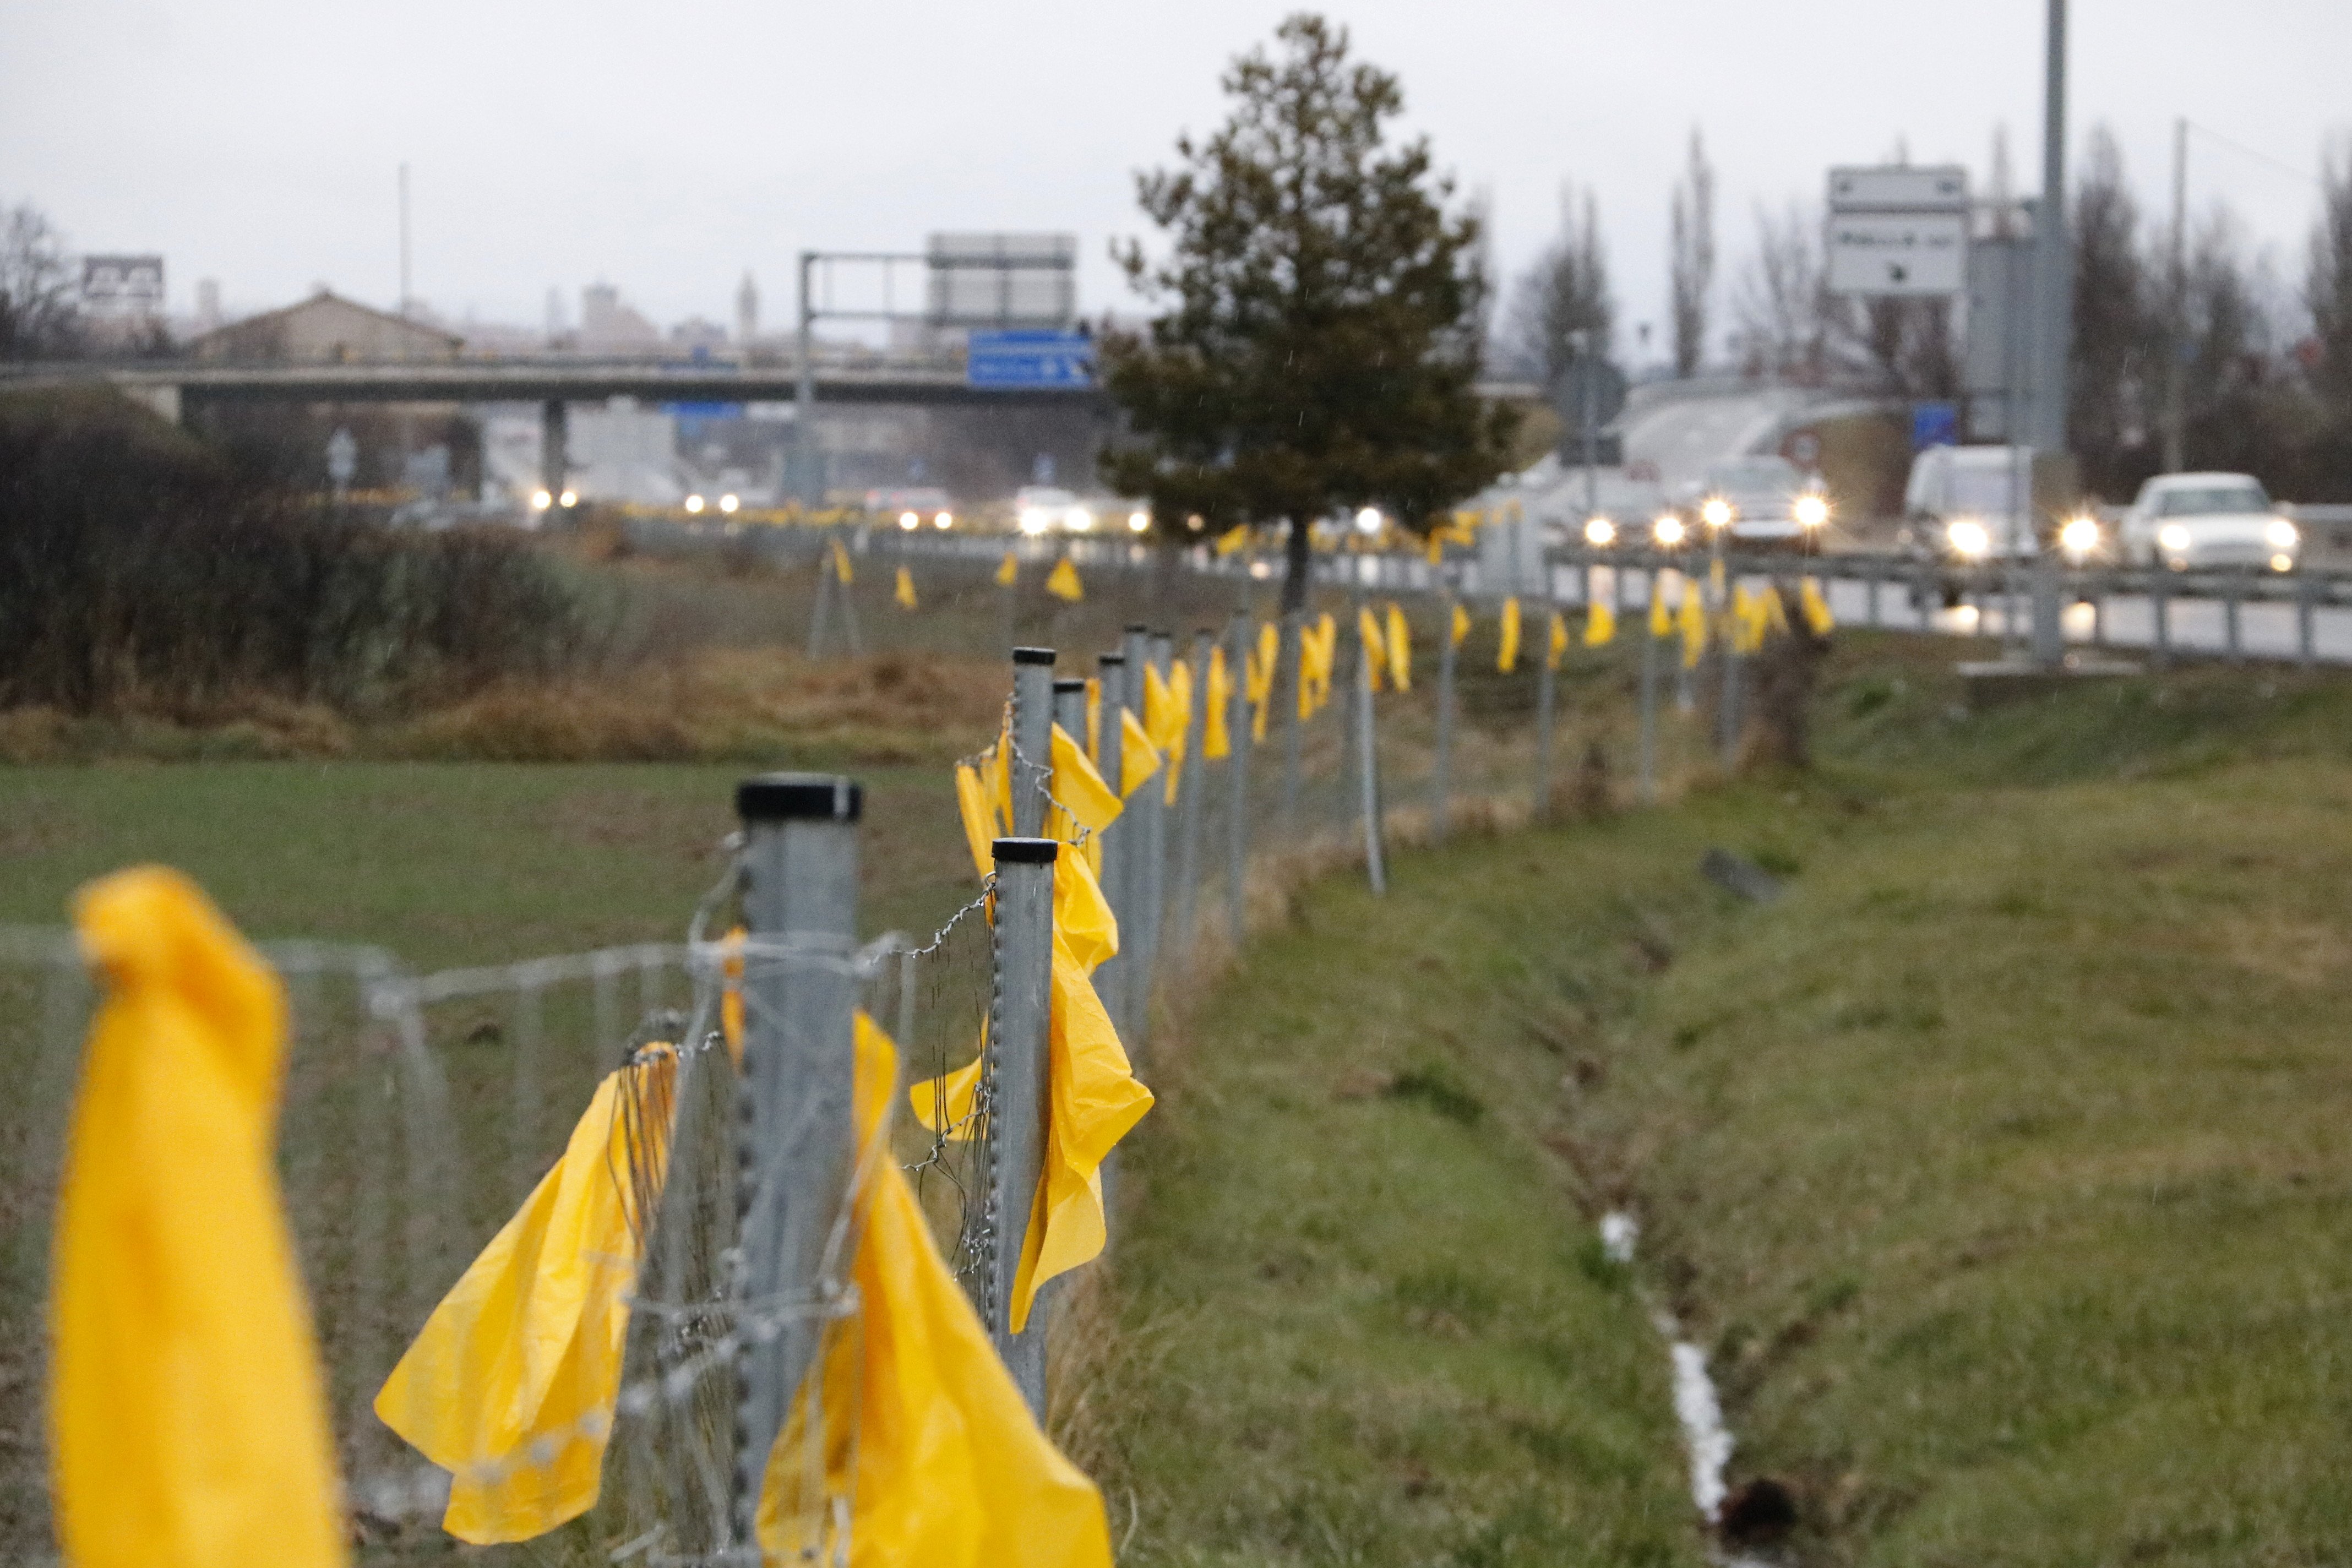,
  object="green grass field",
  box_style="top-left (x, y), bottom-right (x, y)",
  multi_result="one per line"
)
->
top-left (1093, 640), bottom-right (2352, 1566)
top-left (10, 633), bottom-right (2352, 1565)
